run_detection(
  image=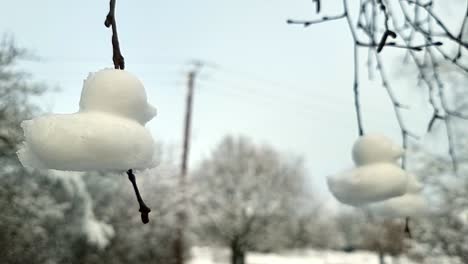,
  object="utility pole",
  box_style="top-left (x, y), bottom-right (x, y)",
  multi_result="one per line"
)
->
top-left (174, 61), bottom-right (203, 264)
